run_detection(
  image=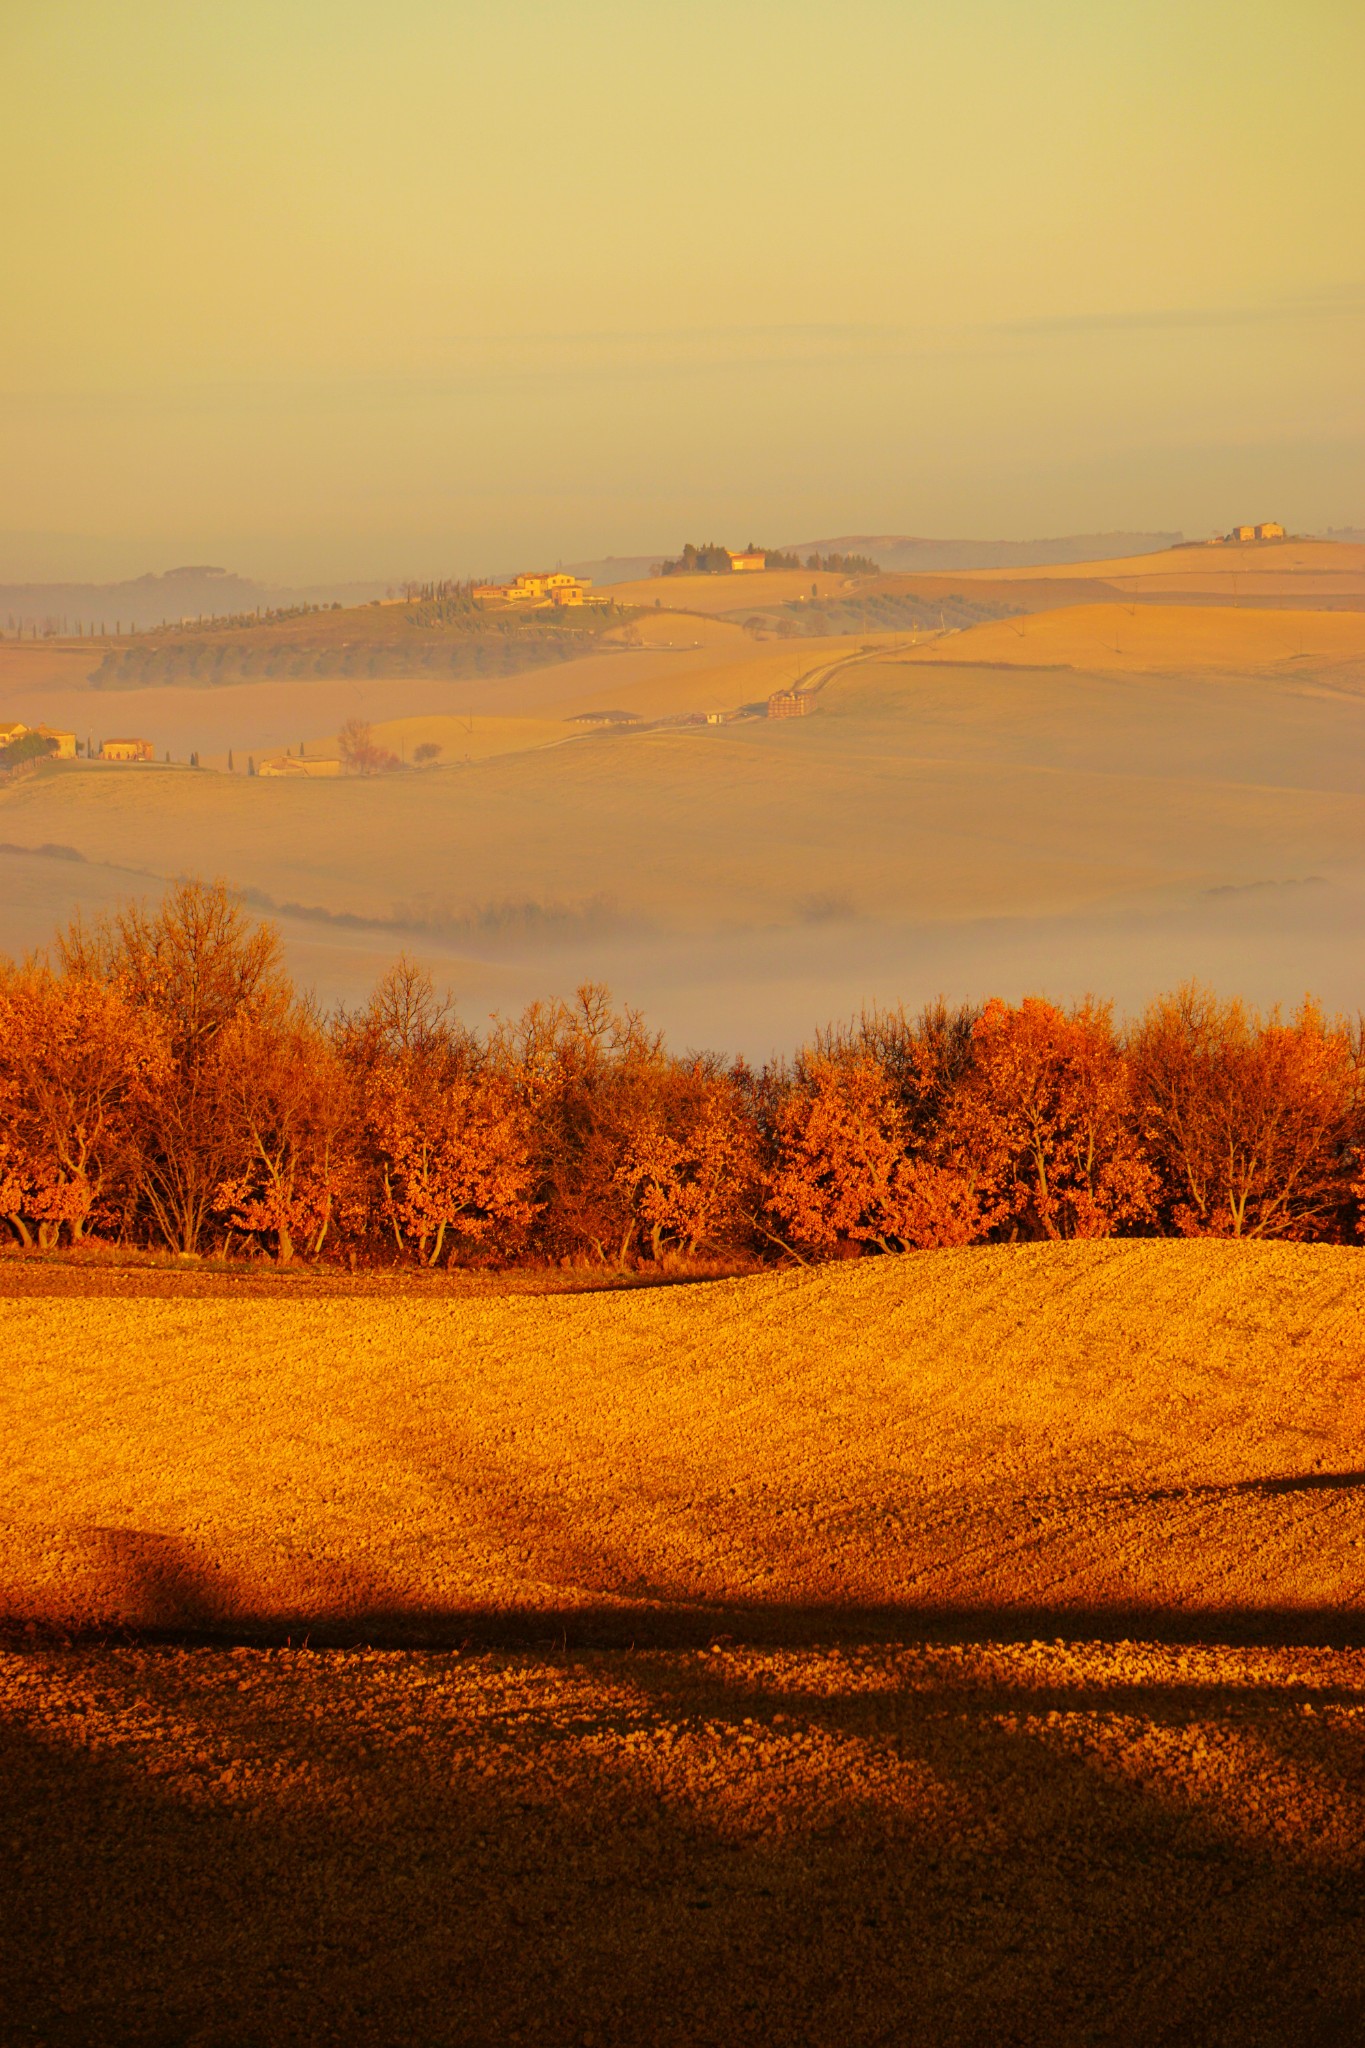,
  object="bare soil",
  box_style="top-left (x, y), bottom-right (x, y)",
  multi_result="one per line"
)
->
top-left (3, 1243), bottom-right (1364, 2043)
